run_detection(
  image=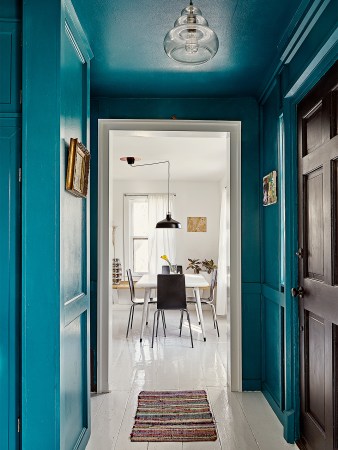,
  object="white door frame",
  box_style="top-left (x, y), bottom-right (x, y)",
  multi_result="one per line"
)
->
top-left (97, 119), bottom-right (242, 393)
